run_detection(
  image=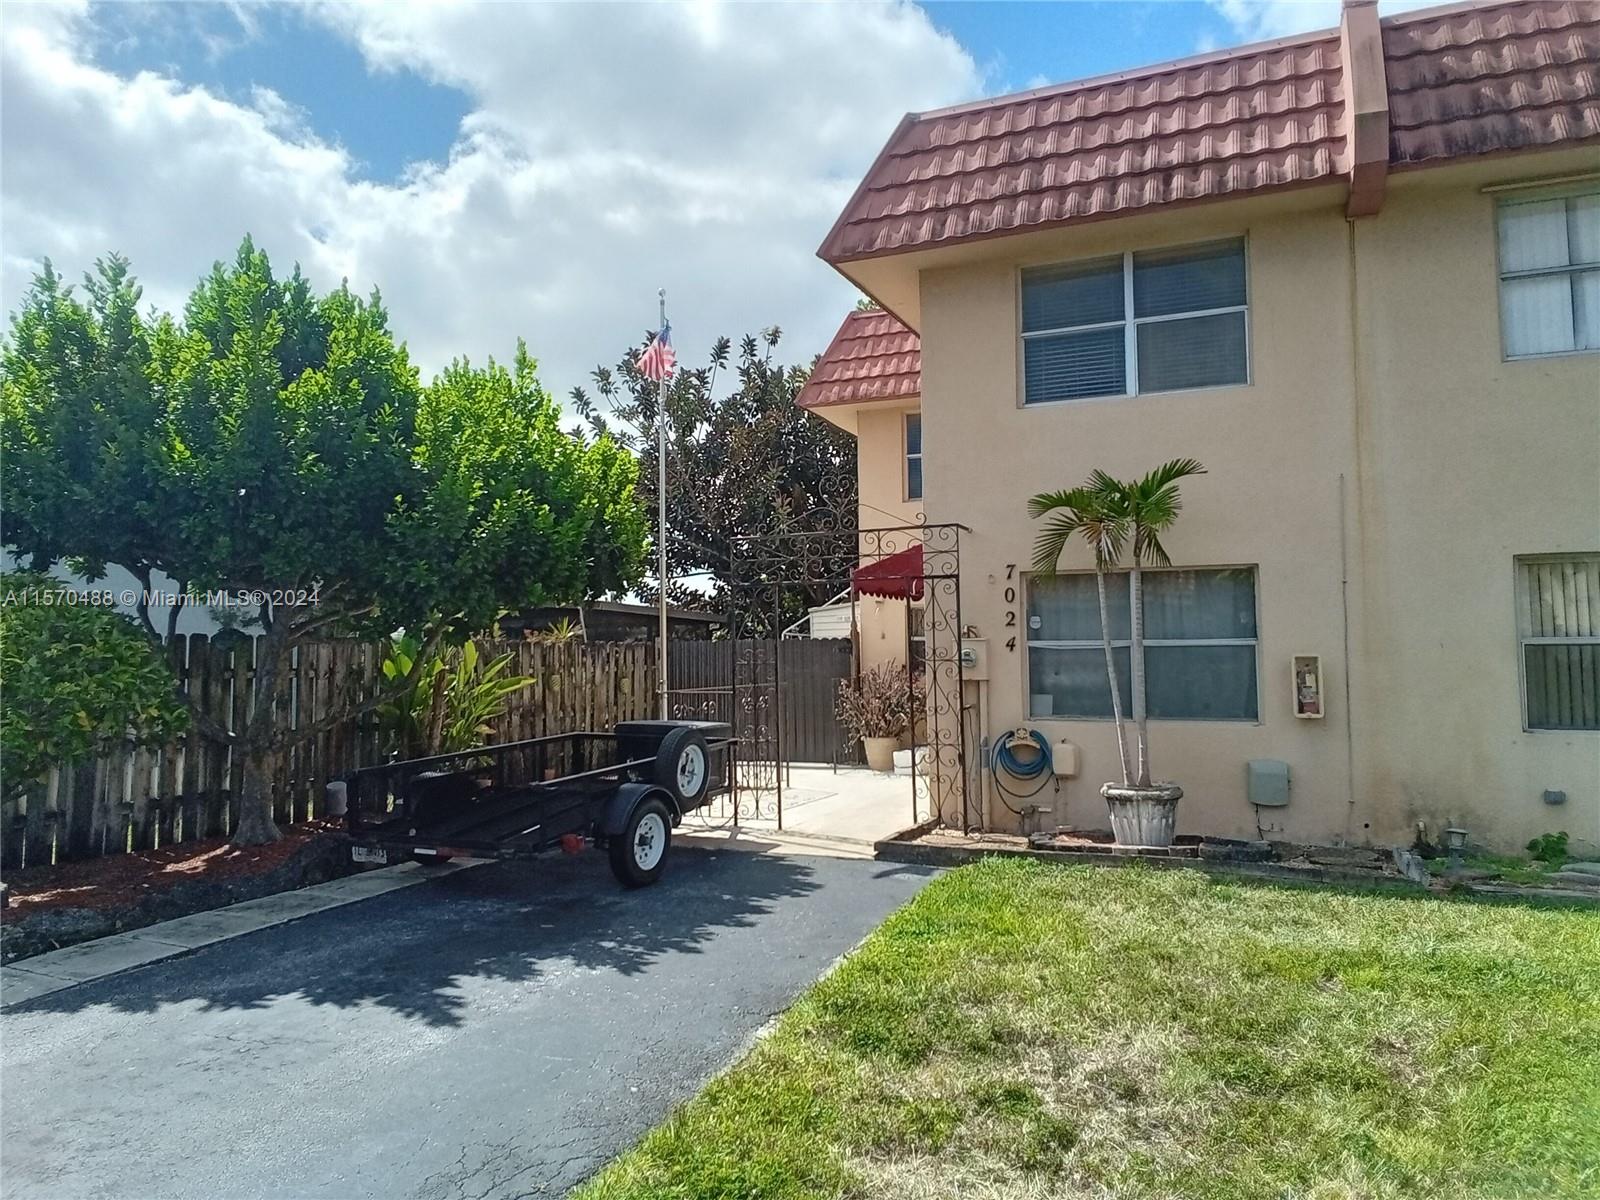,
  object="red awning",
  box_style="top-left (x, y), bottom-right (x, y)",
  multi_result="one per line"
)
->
top-left (852, 544), bottom-right (923, 601)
